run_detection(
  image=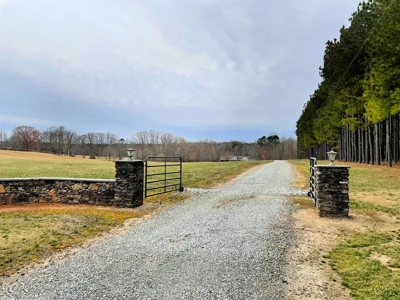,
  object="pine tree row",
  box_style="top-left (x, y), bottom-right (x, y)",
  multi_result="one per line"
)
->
top-left (296, 0), bottom-right (400, 166)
